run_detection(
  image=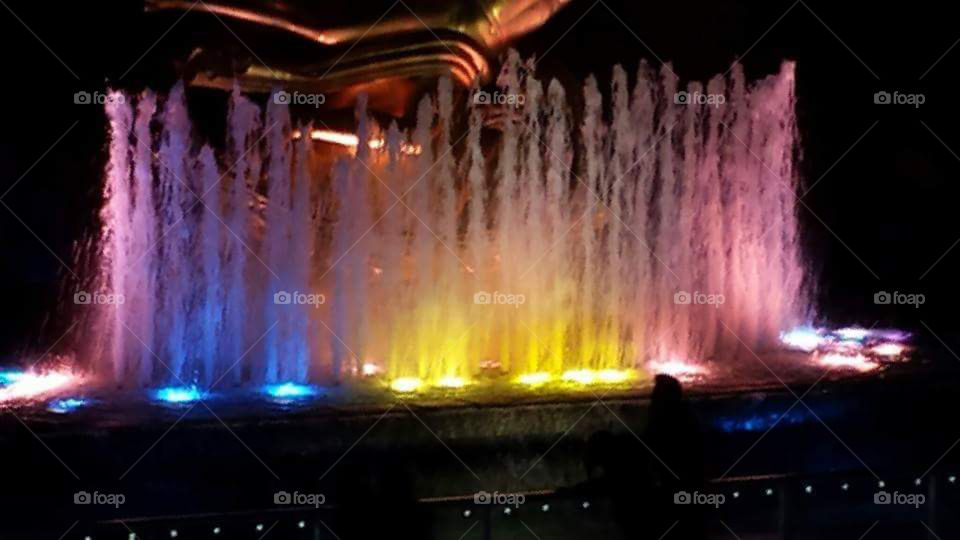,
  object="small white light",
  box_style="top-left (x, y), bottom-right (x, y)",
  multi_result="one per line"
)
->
top-left (503, 507), bottom-right (512, 515)
top-left (582, 501), bottom-right (591, 509)
top-left (949, 475), bottom-right (957, 484)
top-left (804, 485), bottom-right (812, 494)
top-left (213, 527), bottom-right (221, 534)
top-left (462, 509), bottom-right (471, 518)
top-left (129, 534), bottom-right (137, 540)
top-left (878, 481), bottom-right (885, 488)
top-left (84, 537), bottom-right (92, 540)
top-left (170, 530), bottom-right (178, 538)
top-left (541, 503), bottom-right (550, 512)
top-left (732, 491), bottom-right (739, 499)
top-left (765, 488), bottom-right (774, 496)
top-left (841, 483), bottom-right (849, 491)
top-left (298, 521), bottom-right (306, 529)
top-left (915, 478), bottom-right (922, 486)
top-left (256, 524), bottom-right (264, 532)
